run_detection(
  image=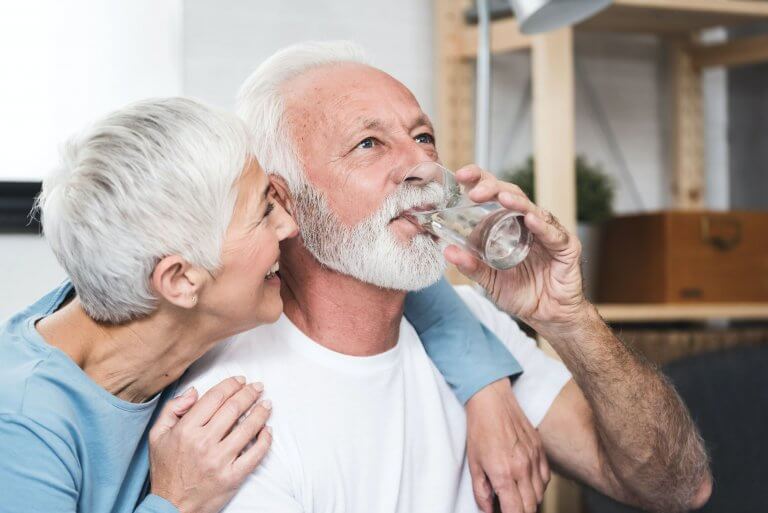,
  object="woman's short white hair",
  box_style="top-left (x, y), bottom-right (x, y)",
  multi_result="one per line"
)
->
top-left (38, 97), bottom-right (252, 324)
top-left (236, 40), bottom-right (368, 192)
